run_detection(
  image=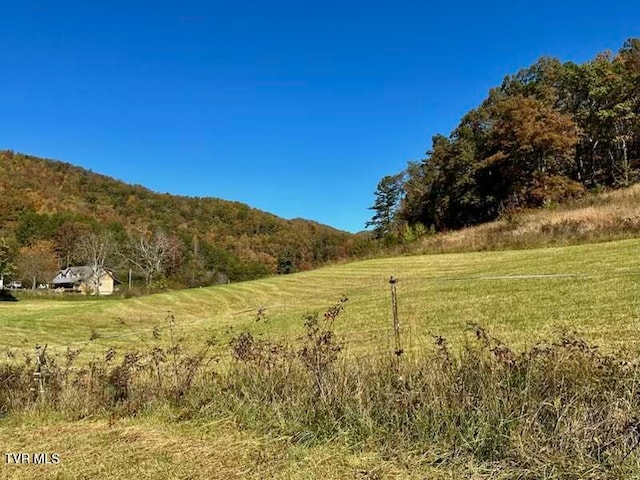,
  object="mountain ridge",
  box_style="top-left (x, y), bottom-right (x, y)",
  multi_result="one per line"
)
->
top-left (0, 149), bottom-right (360, 286)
